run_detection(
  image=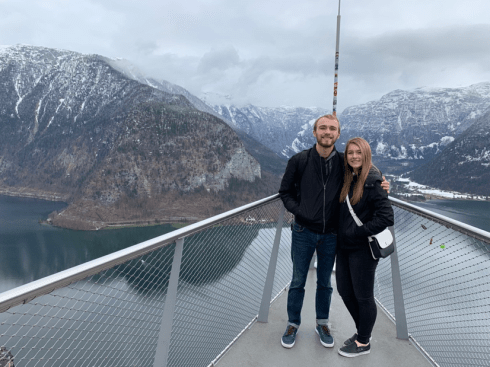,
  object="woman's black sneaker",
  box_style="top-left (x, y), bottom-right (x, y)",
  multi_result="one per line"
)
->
top-left (338, 342), bottom-right (371, 357)
top-left (344, 333), bottom-right (358, 346)
top-left (344, 333), bottom-right (372, 346)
